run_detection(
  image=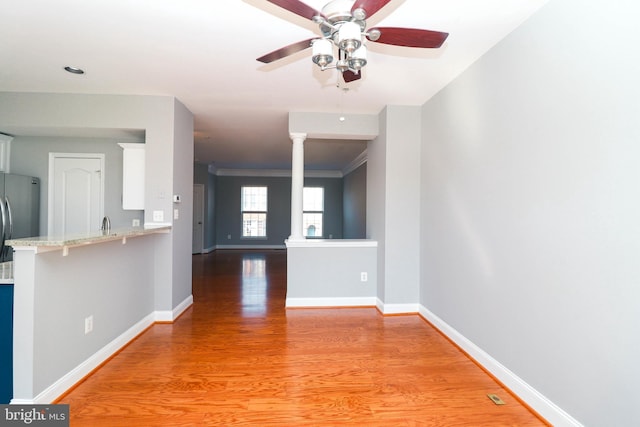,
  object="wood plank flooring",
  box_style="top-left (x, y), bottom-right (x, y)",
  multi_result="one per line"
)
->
top-left (58, 250), bottom-right (547, 426)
